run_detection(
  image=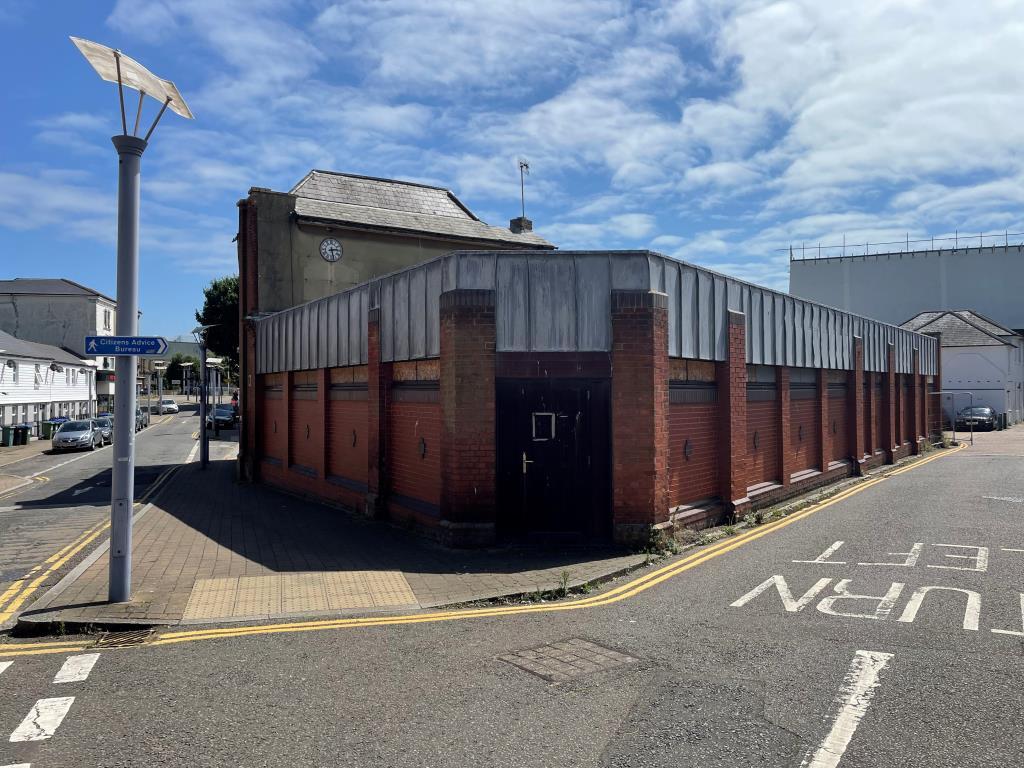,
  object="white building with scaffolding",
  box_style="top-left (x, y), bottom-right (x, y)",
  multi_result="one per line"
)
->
top-left (788, 235), bottom-right (1024, 333)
